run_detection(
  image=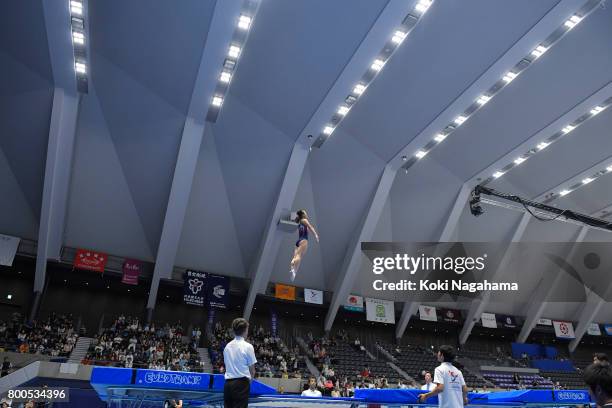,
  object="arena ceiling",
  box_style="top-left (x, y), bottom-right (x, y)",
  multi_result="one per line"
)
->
top-left (1, 0), bottom-right (612, 332)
